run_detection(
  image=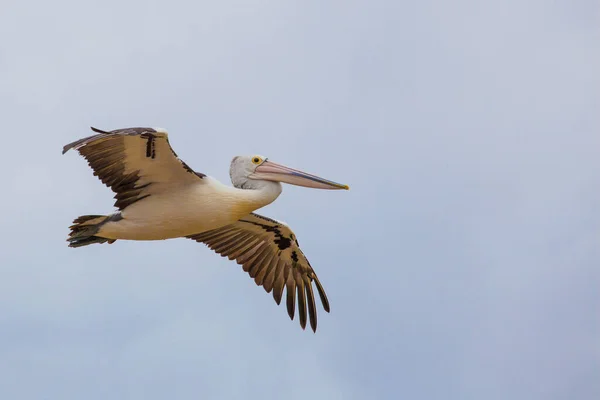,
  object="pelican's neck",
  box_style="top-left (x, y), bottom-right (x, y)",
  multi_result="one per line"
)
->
top-left (228, 180), bottom-right (282, 216)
